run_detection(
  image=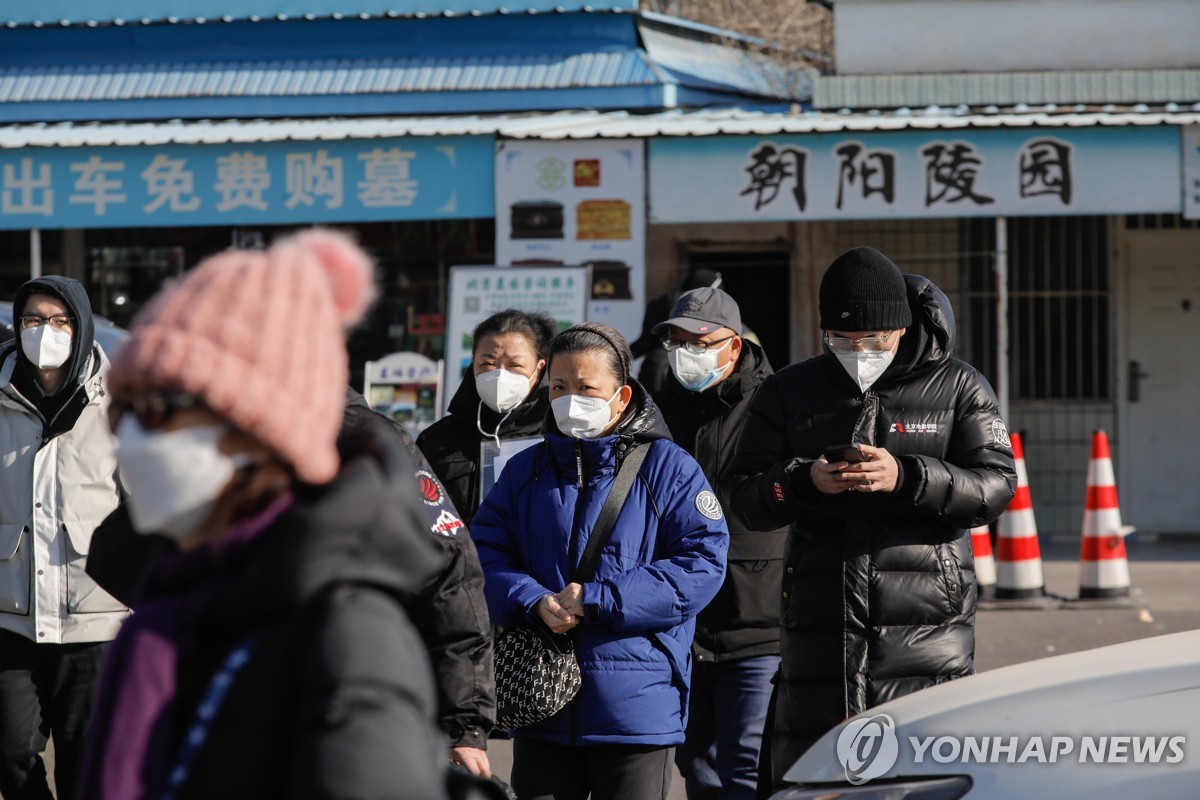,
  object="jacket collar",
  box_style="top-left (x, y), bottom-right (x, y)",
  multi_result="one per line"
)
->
top-left (447, 369), bottom-right (549, 438)
top-left (0, 343), bottom-right (107, 412)
top-left (543, 380), bottom-right (672, 481)
top-left (660, 339), bottom-right (771, 412)
top-left (200, 430), bottom-right (444, 631)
